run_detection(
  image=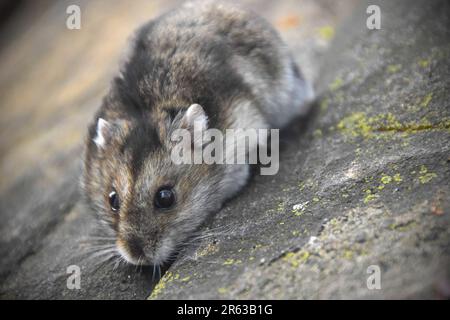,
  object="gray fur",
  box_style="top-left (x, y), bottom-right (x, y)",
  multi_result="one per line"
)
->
top-left (82, 0), bottom-right (313, 266)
